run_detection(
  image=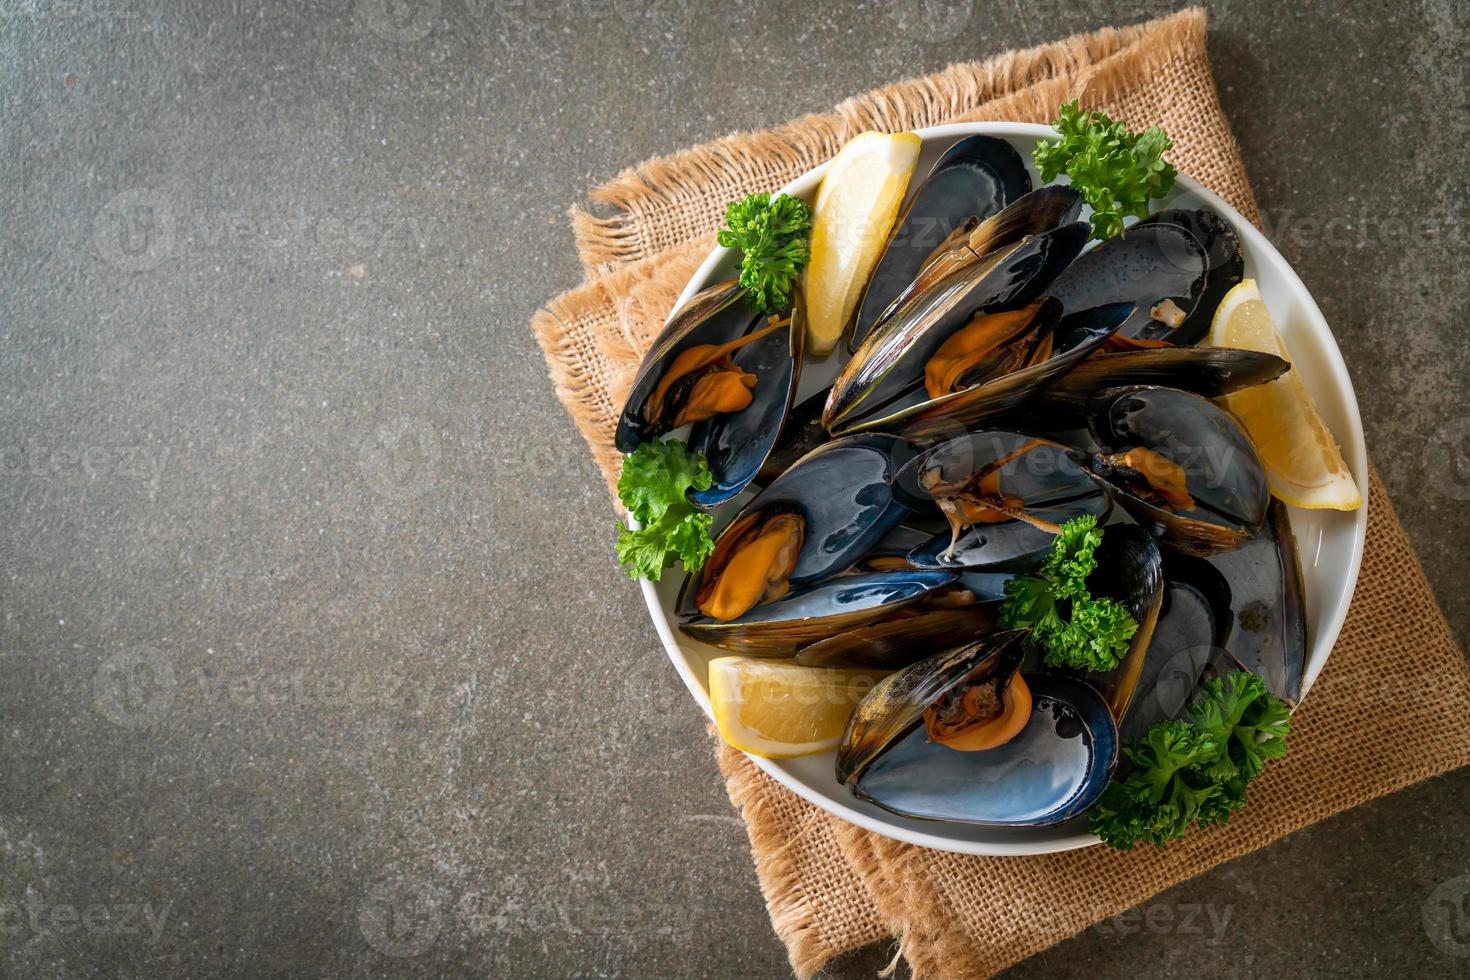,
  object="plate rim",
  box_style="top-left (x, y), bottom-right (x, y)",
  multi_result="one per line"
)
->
top-left (636, 120), bottom-right (1369, 856)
